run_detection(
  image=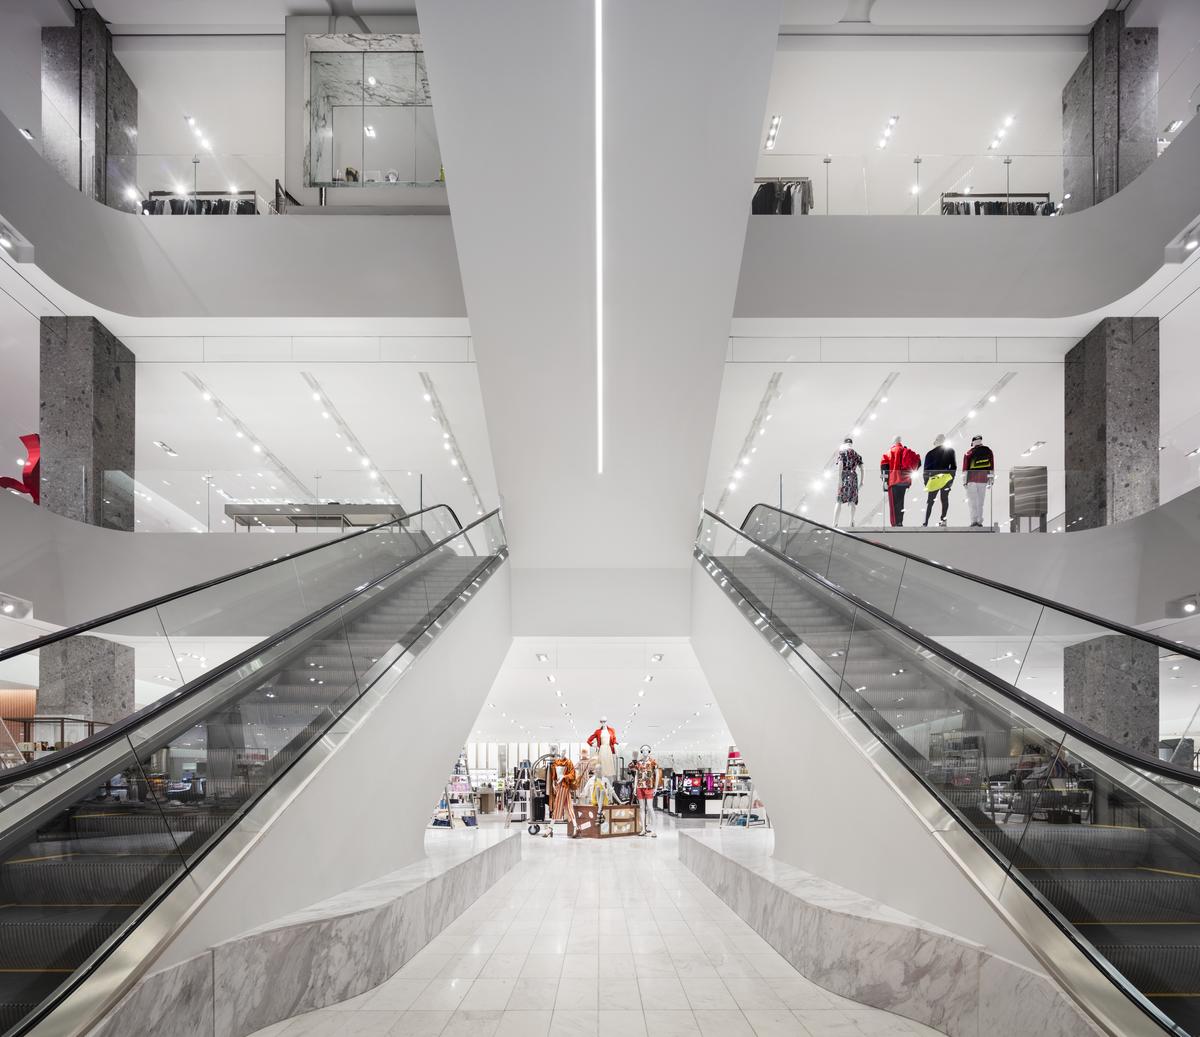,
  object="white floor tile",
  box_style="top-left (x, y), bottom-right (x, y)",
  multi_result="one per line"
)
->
top-left (411, 978), bottom-right (472, 1012)
top-left (744, 1009), bottom-right (808, 1036)
top-left (598, 1009), bottom-right (647, 1036)
top-left (642, 1010), bottom-right (700, 1037)
top-left (441, 1009), bottom-right (504, 1037)
top-left (636, 976), bottom-right (690, 1010)
top-left (459, 978), bottom-right (518, 1011)
top-left (484, 953), bottom-right (529, 978)
top-left (364, 978), bottom-right (432, 1012)
top-left (522, 953), bottom-right (566, 979)
top-left (494, 1011), bottom-right (553, 1037)
top-left (694, 1009), bottom-right (754, 1037)
top-left (549, 1009), bottom-right (599, 1037)
top-left (386, 1011), bottom-right (452, 1036)
top-left (507, 977), bottom-right (559, 1011)
top-left (682, 978), bottom-right (739, 1011)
